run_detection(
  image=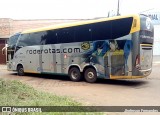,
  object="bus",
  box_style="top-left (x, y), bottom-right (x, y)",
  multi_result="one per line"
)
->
top-left (7, 14), bottom-right (154, 83)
